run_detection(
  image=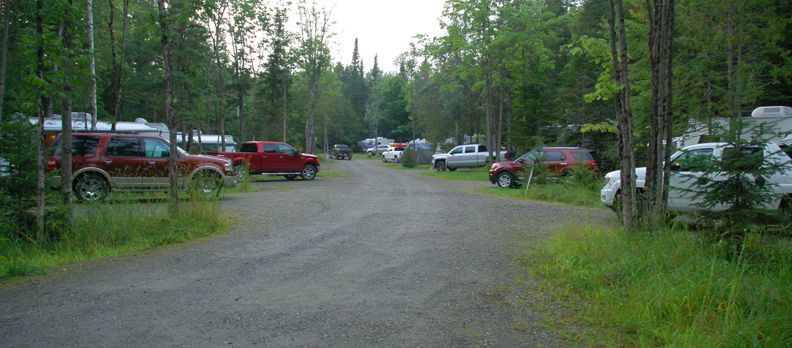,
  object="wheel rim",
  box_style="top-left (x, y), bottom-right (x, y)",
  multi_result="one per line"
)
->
top-left (302, 165), bottom-right (316, 179)
top-left (498, 173), bottom-right (512, 187)
top-left (195, 173), bottom-right (220, 196)
top-left (75, 175), bottom-right (106, 202)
